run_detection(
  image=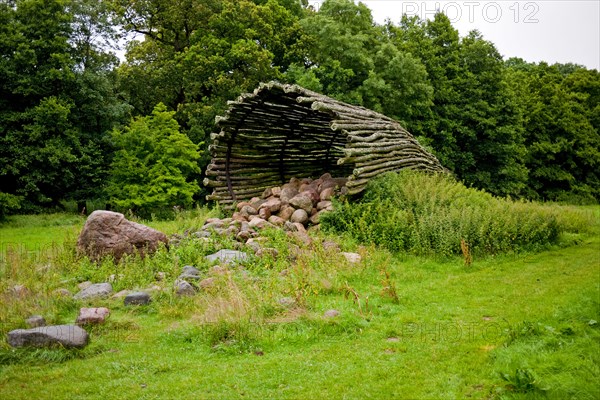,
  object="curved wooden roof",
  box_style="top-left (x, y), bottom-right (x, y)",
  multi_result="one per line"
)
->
top-left (204, 81), bottom-right (444, 206)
